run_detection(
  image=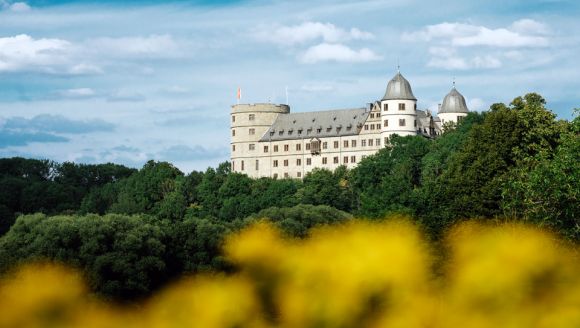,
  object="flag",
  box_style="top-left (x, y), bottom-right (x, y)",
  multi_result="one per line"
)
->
top-left (237, 87), bottom-right (241, 100)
